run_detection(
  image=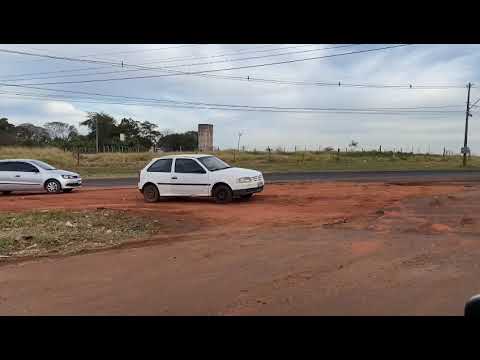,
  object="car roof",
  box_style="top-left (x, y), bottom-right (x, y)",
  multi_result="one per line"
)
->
top-left (152, 154), bottom-right (214, 161)
top-left (0, 159), bottom-right (38, 162)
